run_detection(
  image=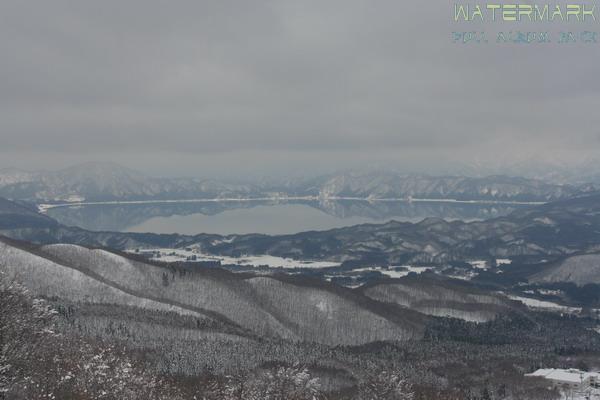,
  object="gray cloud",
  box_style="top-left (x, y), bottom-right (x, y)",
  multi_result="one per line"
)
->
top-left (0, 0), bottom-right (599, 177)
